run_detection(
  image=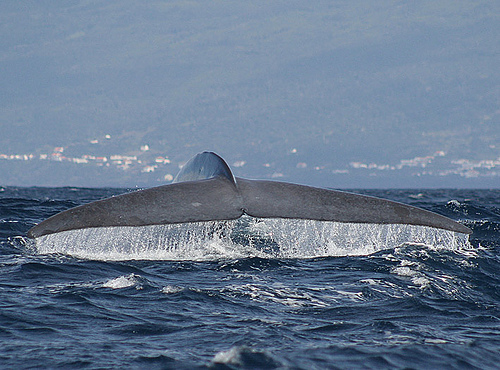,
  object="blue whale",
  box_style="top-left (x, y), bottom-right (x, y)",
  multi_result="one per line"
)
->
top-left (27, 151), bottom-right (471, 238)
